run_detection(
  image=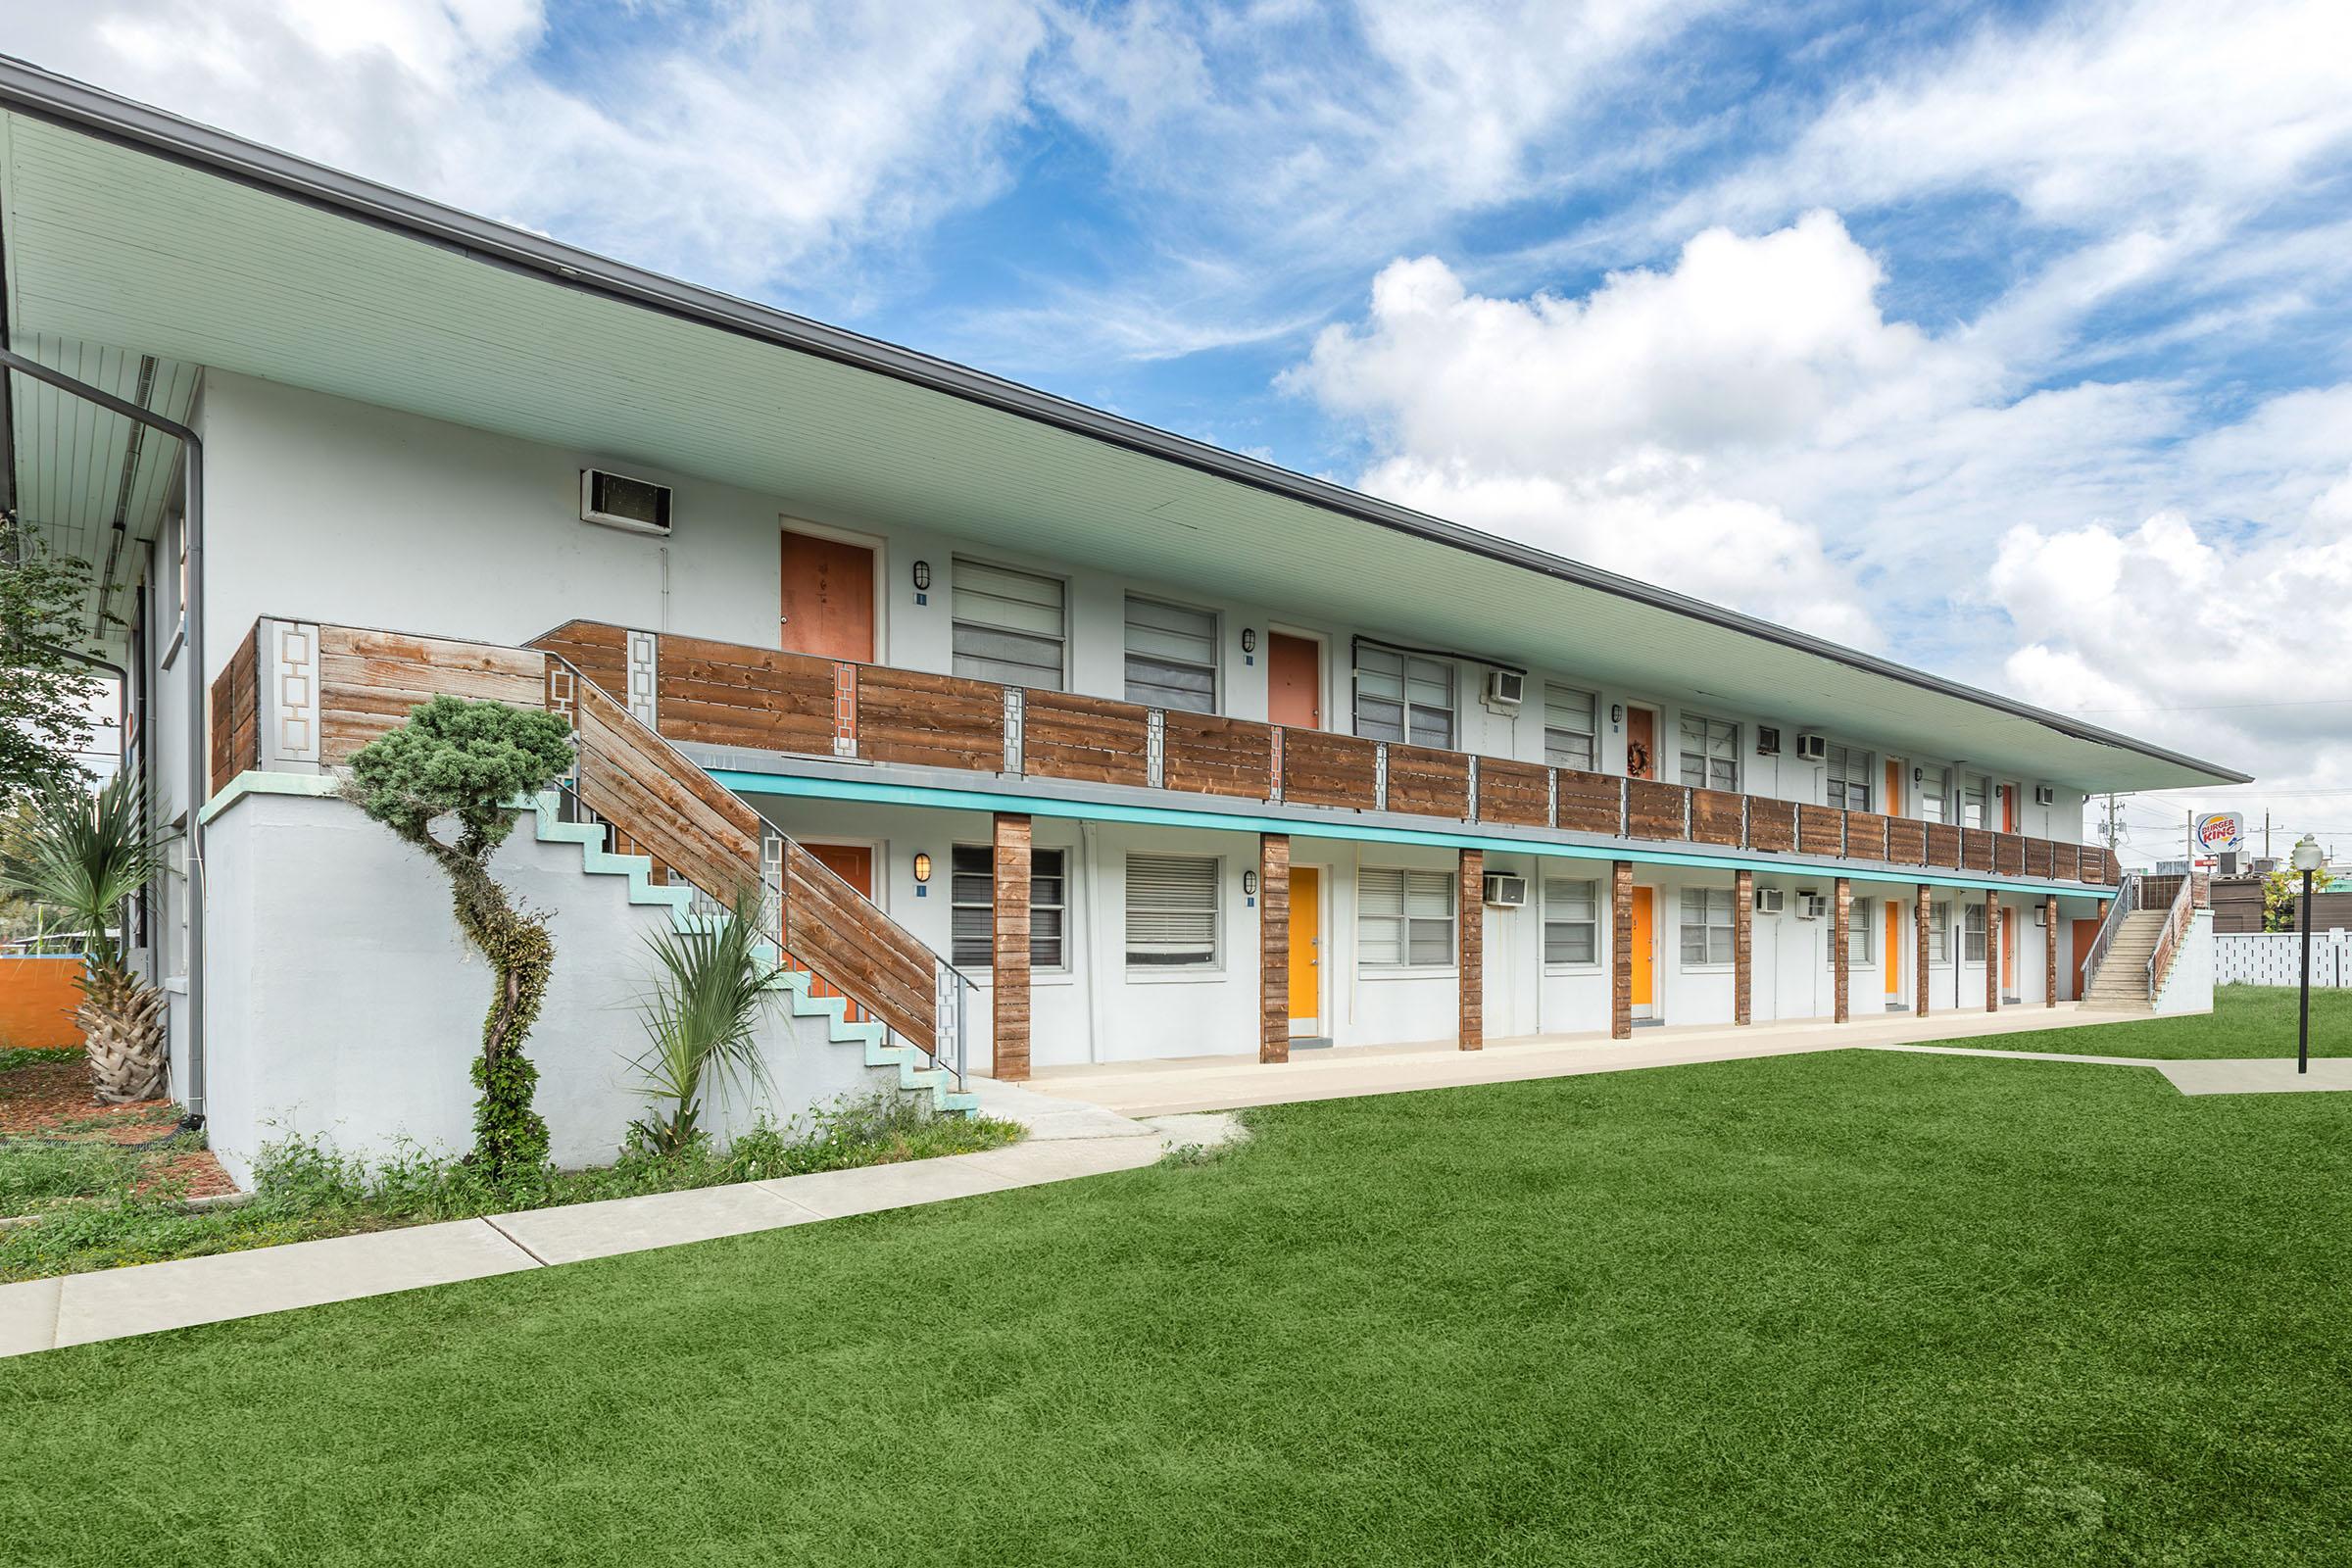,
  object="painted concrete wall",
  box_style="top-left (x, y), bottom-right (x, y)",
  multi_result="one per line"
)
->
top-left (2155, 909), bottom-right (2217, 1016)
top-left (202, 789), bottom-right (894, 1186)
